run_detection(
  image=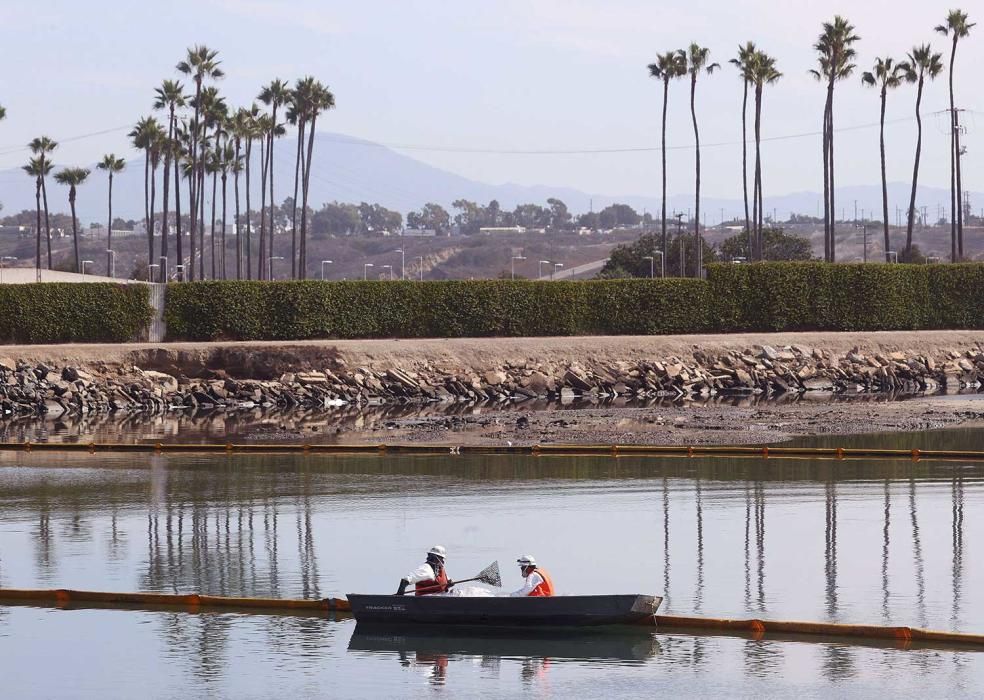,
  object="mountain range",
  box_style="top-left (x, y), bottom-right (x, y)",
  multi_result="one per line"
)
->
top-left (0, 132), bottom-right (979, 225)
